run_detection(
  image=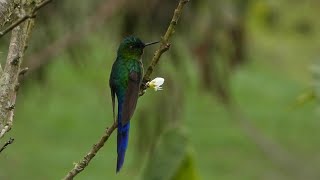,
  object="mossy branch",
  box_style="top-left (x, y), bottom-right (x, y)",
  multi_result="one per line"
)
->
top-left (0, 0), bottom-right (49, 140)
top-left (0, 0), bottom-right (15, 28)
top-left (0, 0), bottom-right (52, 38)
top-left (62, 0), bottom-right (189, 179)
